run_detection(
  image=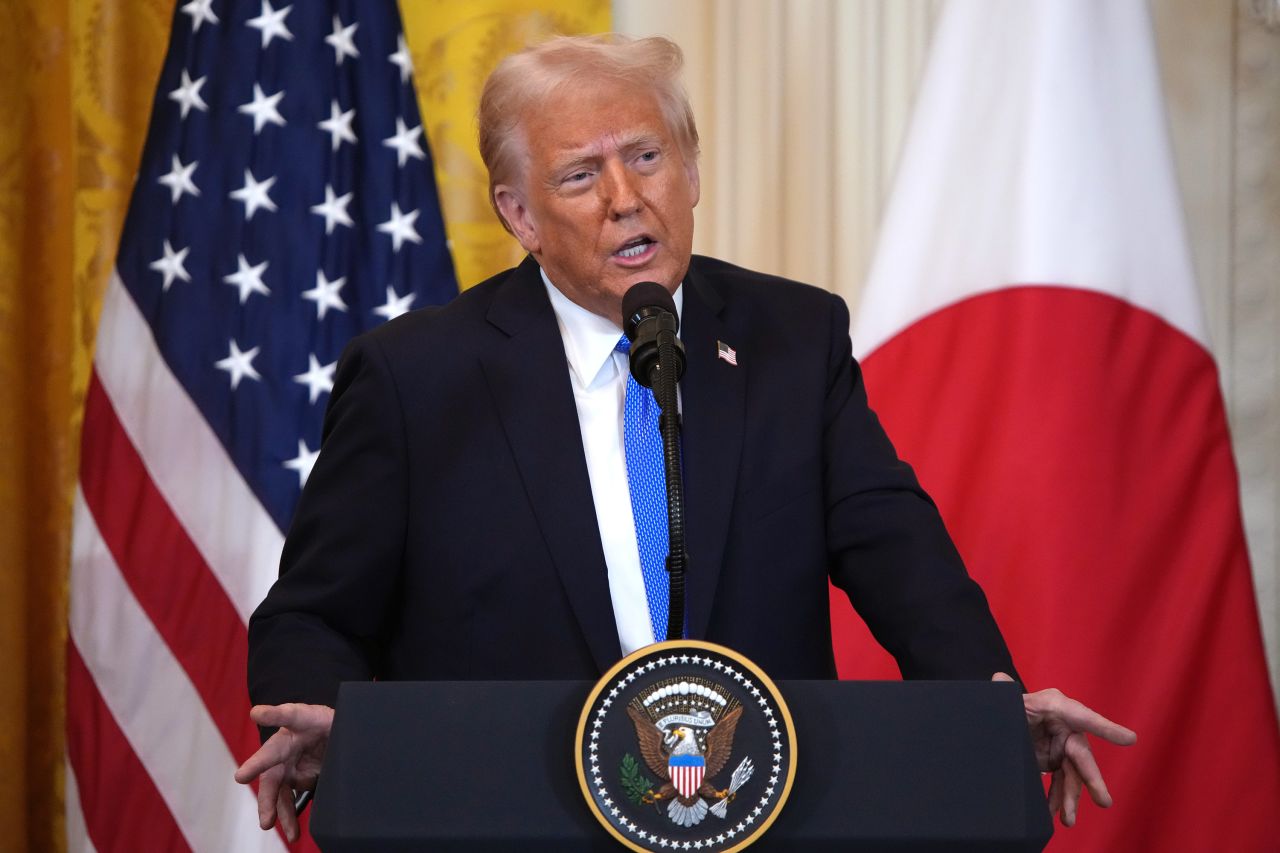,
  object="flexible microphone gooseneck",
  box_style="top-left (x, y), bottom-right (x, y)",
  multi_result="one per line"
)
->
top-left (622, 282), bottom-right (688, 642)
